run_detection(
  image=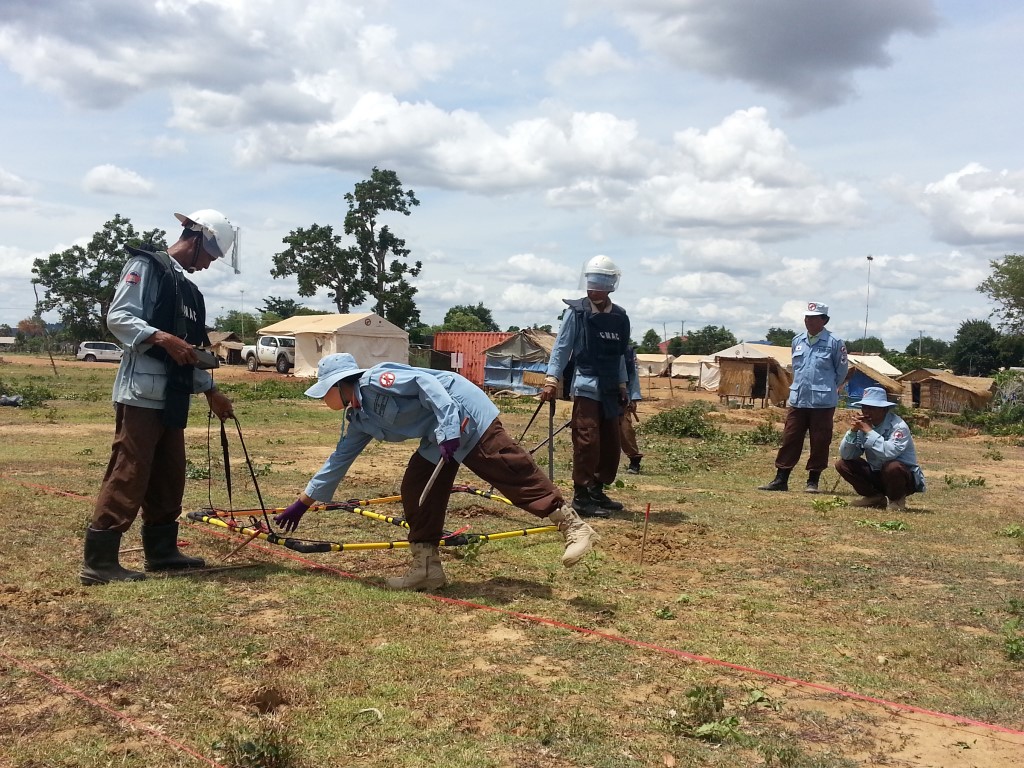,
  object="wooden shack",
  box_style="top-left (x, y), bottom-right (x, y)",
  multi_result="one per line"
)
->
top-left (898, 369), bottom-right (995, 413)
